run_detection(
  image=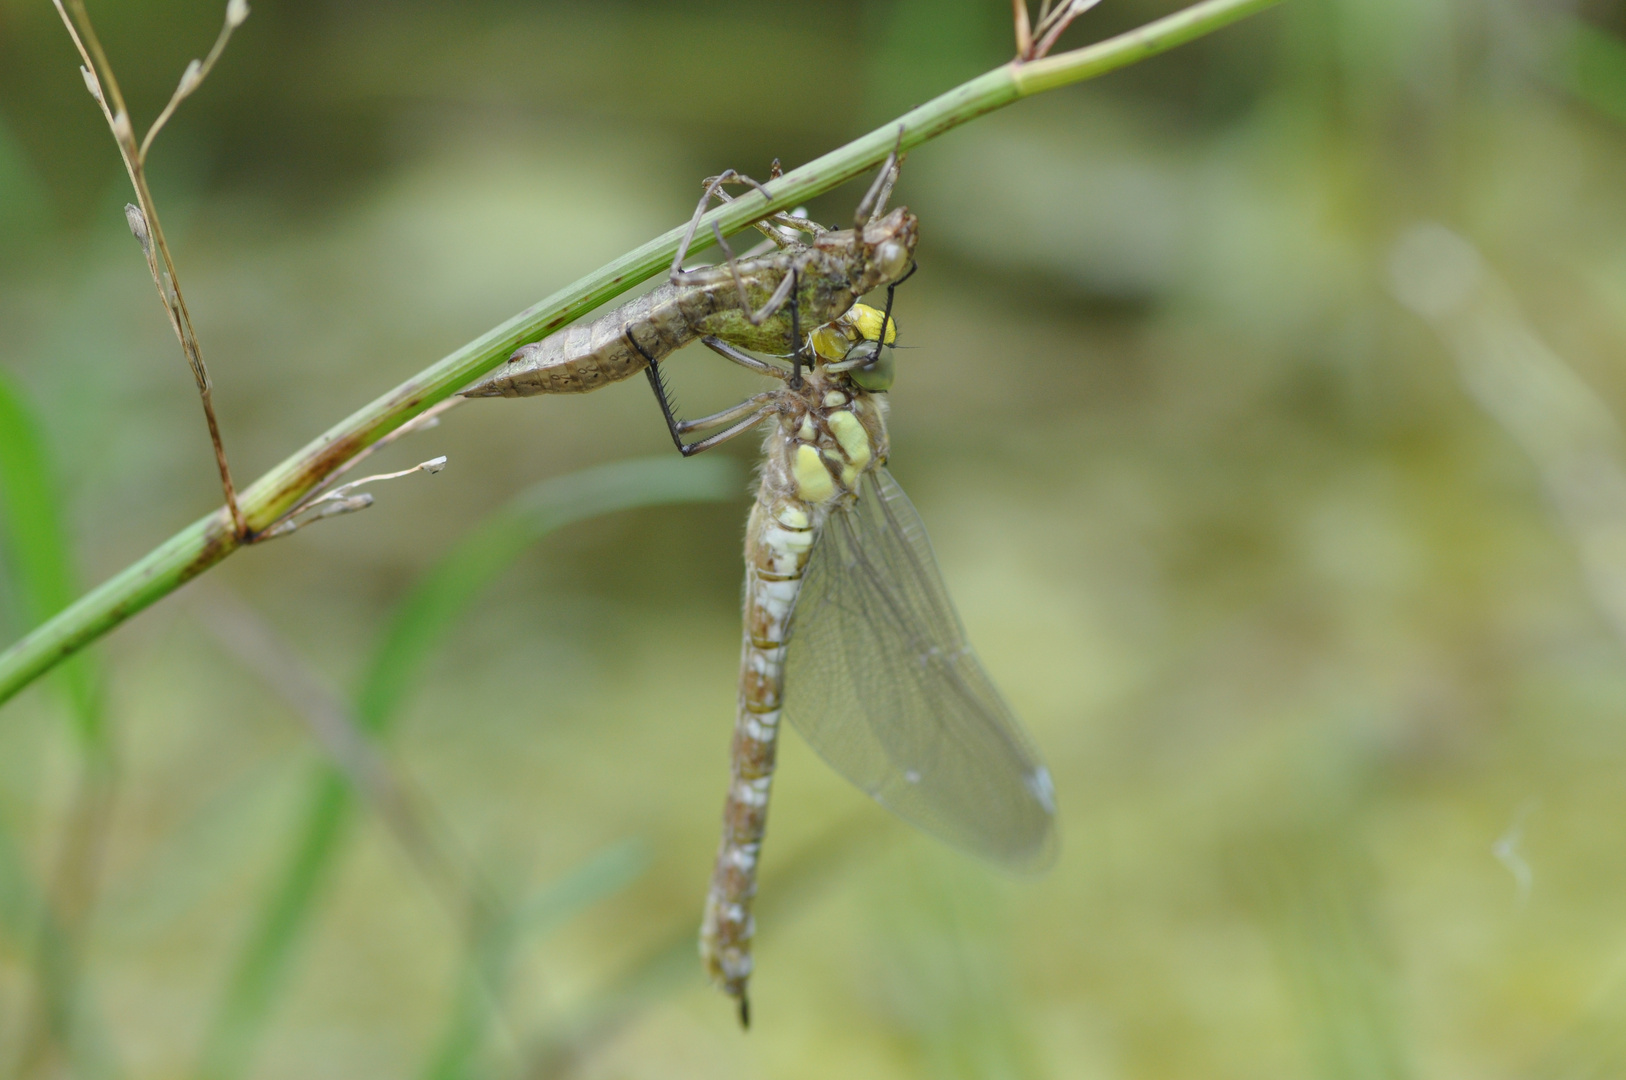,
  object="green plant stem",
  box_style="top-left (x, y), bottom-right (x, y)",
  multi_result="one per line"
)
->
top-left (0, 0), bottom-right (1285, 708)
